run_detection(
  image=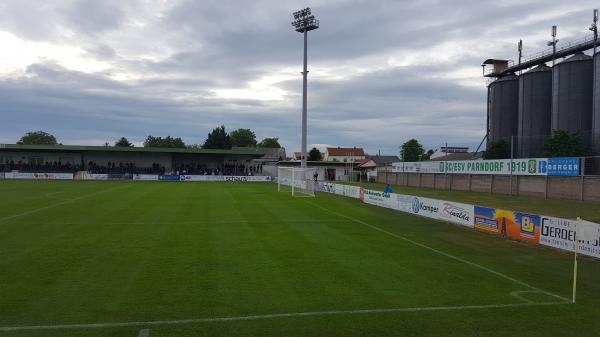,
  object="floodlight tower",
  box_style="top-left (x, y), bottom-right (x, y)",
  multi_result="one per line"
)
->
top-left (292, 7), bottom-right (319, 168)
